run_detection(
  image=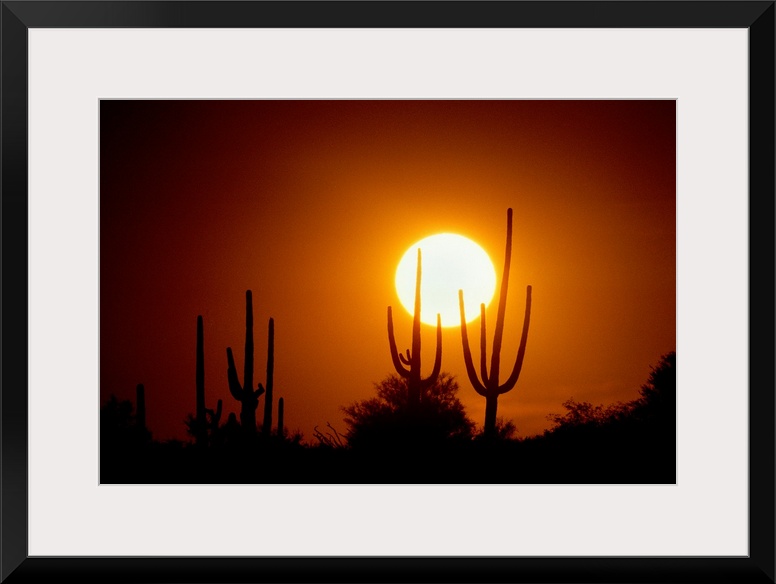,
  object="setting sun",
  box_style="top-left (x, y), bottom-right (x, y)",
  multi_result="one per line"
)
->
top-left (395, 233), bottom-right (497, 327)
